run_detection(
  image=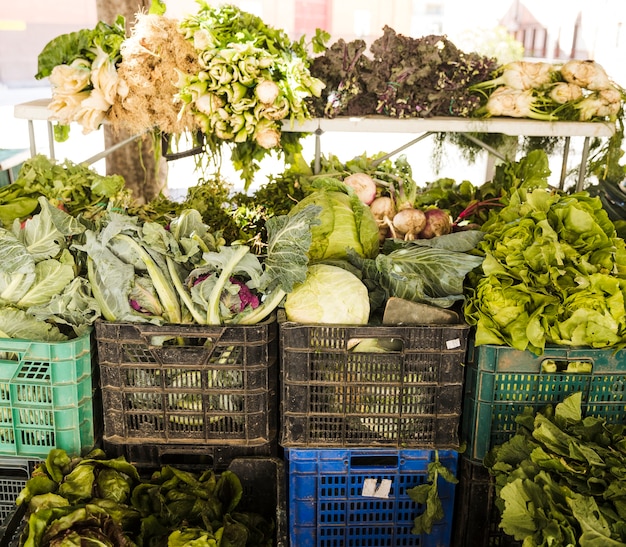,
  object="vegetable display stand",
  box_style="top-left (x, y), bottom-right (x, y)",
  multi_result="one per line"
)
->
top-left (450, 455), bottom-right (520, 547)
top-left (0, 330), bottom-right (95, 458)
top-left (95, 319), bottom-right (278, 450)
top-left (286, 447), bottom-right (458, 547)
top-left (280, 321), bottom-right (470, 448)
top-left (461, 341), bottom-right (626, 461)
